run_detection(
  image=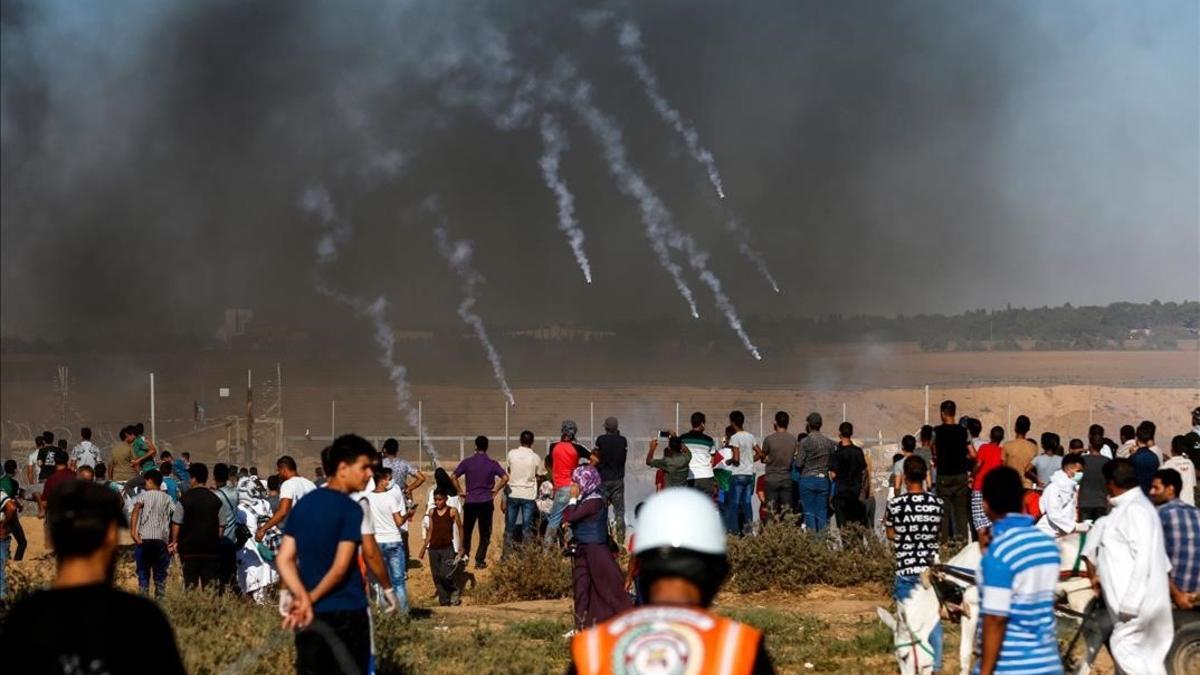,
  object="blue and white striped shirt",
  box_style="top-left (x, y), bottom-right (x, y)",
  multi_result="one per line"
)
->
top-left (974, 514), bottom-right (1062, 674)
